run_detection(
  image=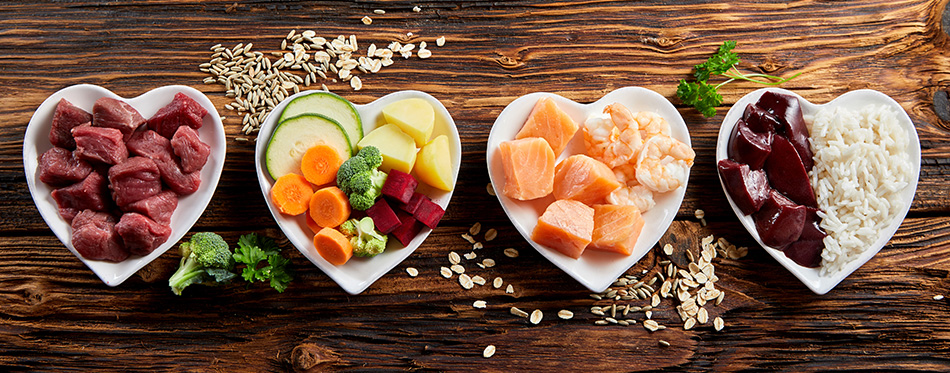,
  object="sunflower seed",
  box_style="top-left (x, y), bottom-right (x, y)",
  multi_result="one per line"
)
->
top-left (530, 309), bottom-right (543, 324)
top-left (406, 267), bottom-right (418, 277)
top-left (493, 277), bottom-right (503, 288)
top-left (469, 222), bottom-right (482, 236)
top-left (473, 300), bottom-right (487, 309)
top-left (510, 307), bottom-right (528, 317)
top-left (594, 320), bottom-right (608, 325)
top-left (591, 309), bottom-right (605, 316)
top-left (558, 310), bottom-right (573, 319)
top-left (373, 9), bottom-right (385, 14)
top-left (440, 266), bottom-right (452, 278)
top-left (449, 252), bottom-right (461, 264)
top-left (504, 248), bottom-right (519, 258)
top-left (714, 317), bottom-right (724, 331)
top-left (605, 317), bottom-right (618, 324)
top-left (459, 274), bottom-right (474, 289)
top-left (482, 345), bottom-right (495, 358)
